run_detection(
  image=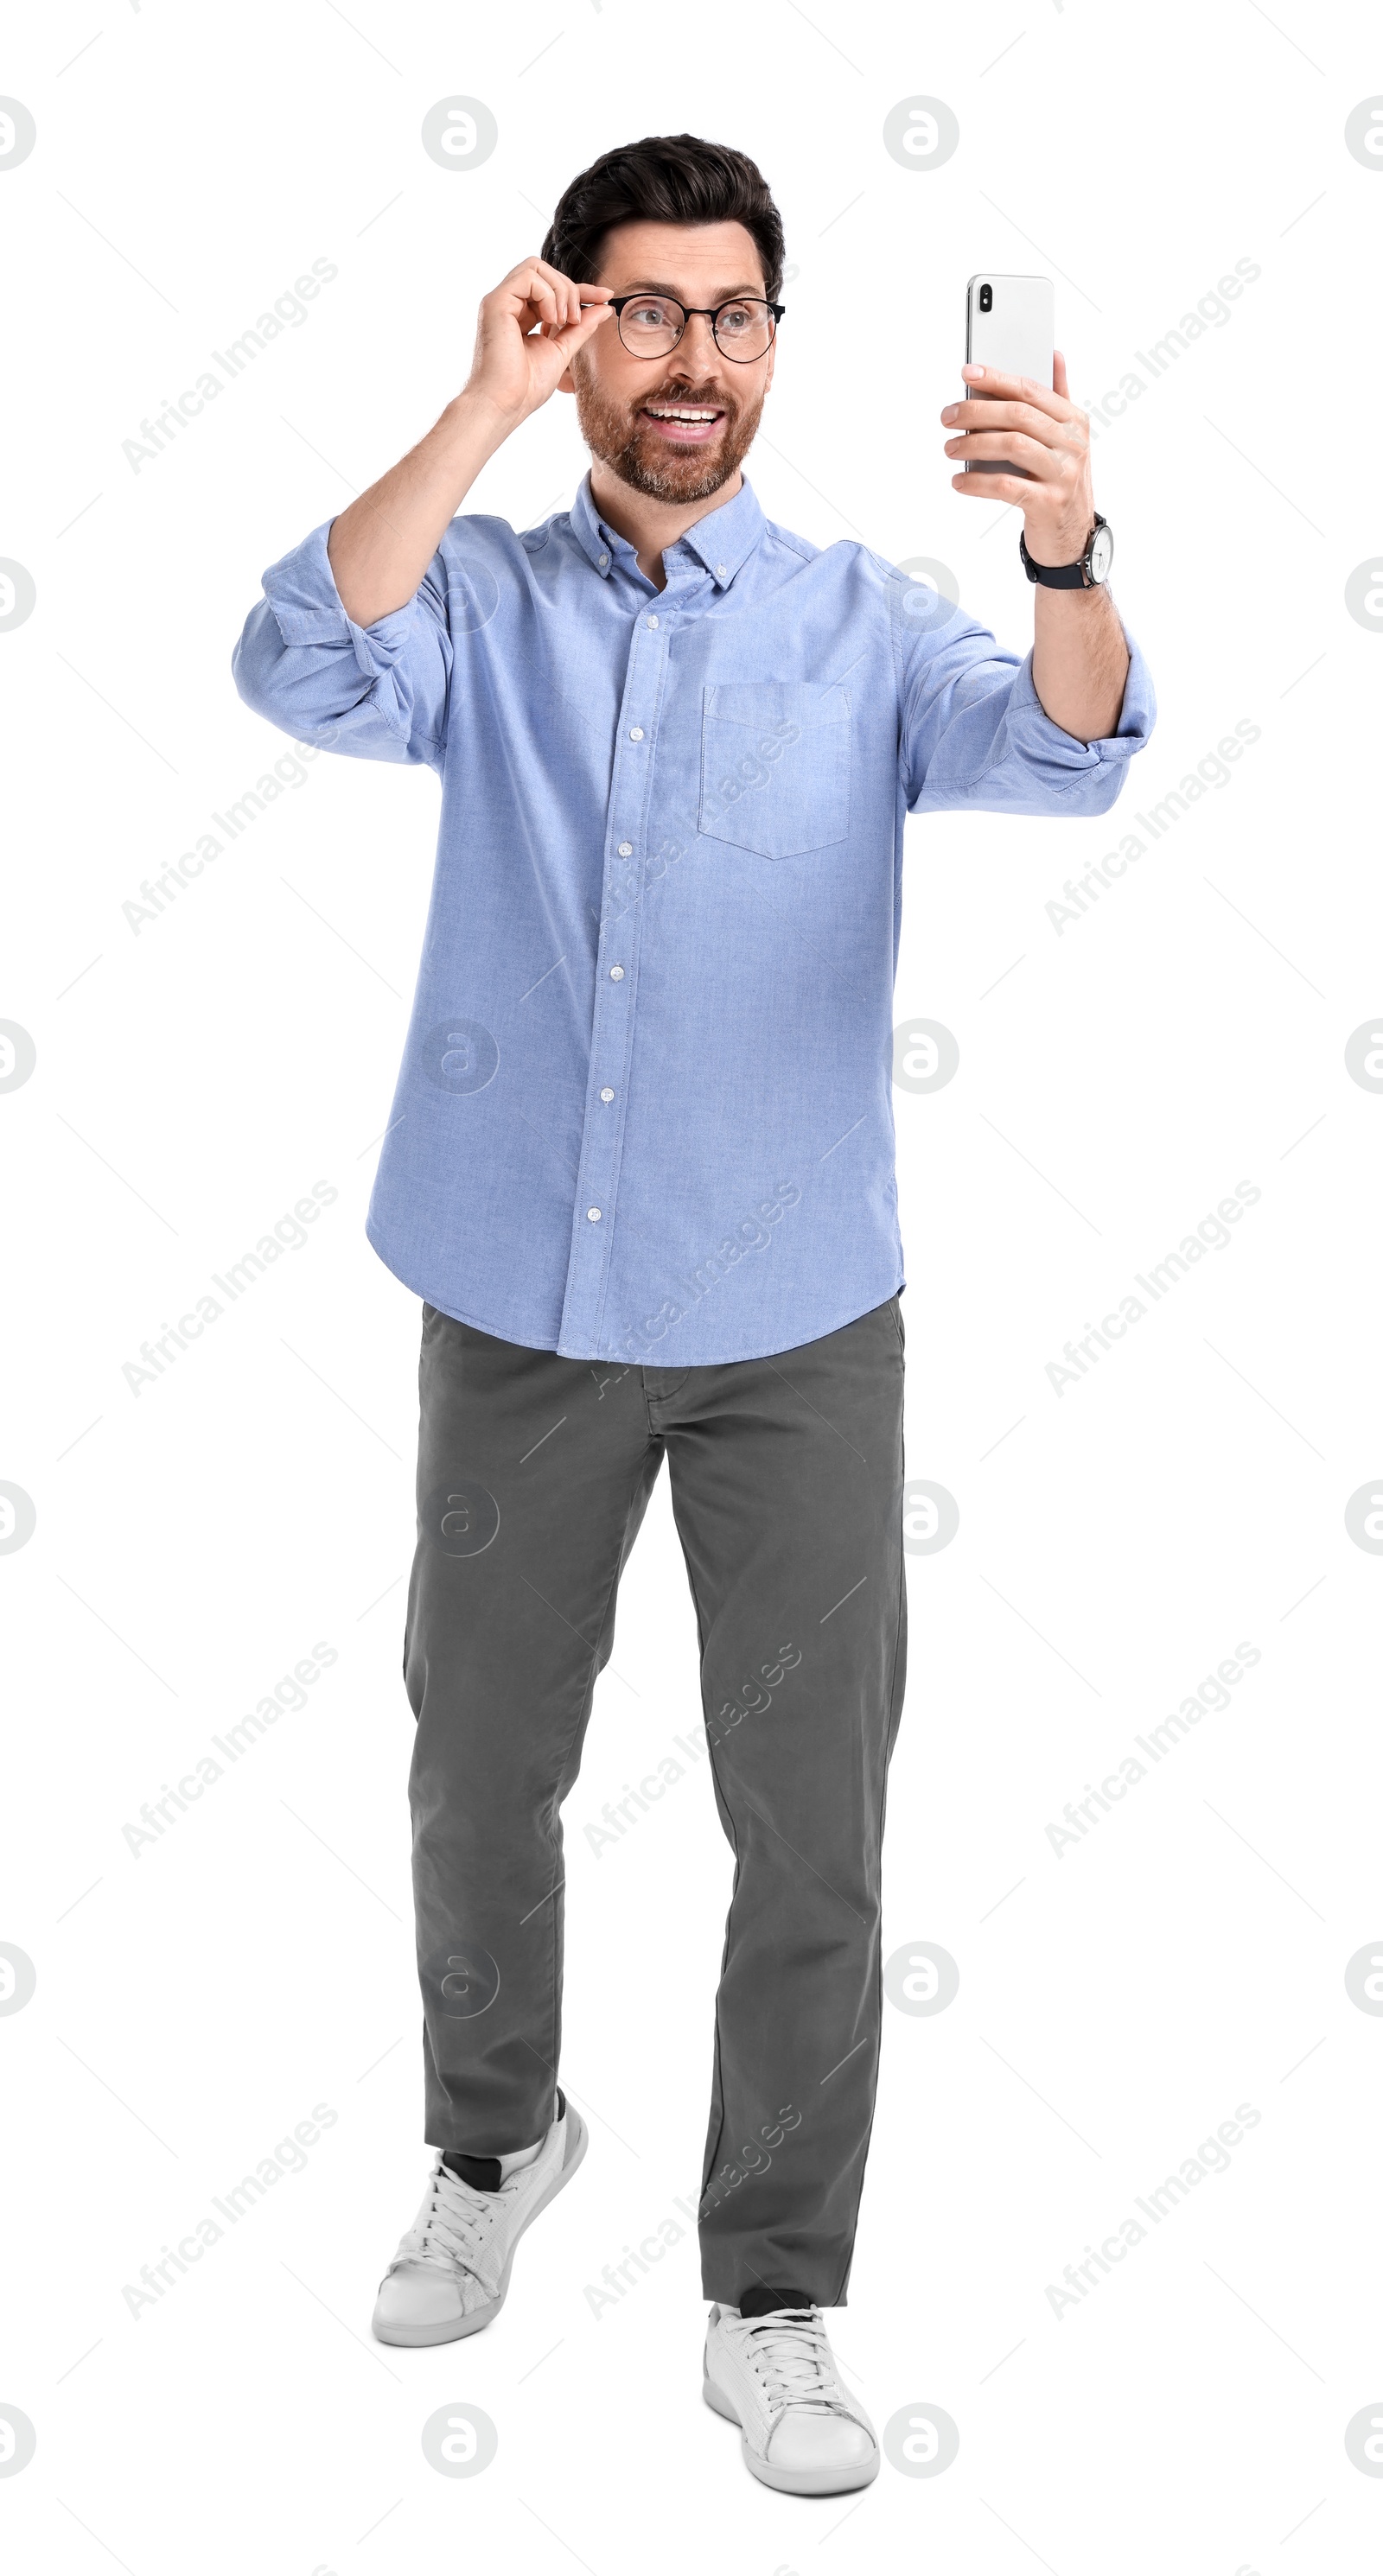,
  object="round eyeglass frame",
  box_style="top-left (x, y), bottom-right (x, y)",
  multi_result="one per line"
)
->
top-left (607, 295), bottom-right (786, 363)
